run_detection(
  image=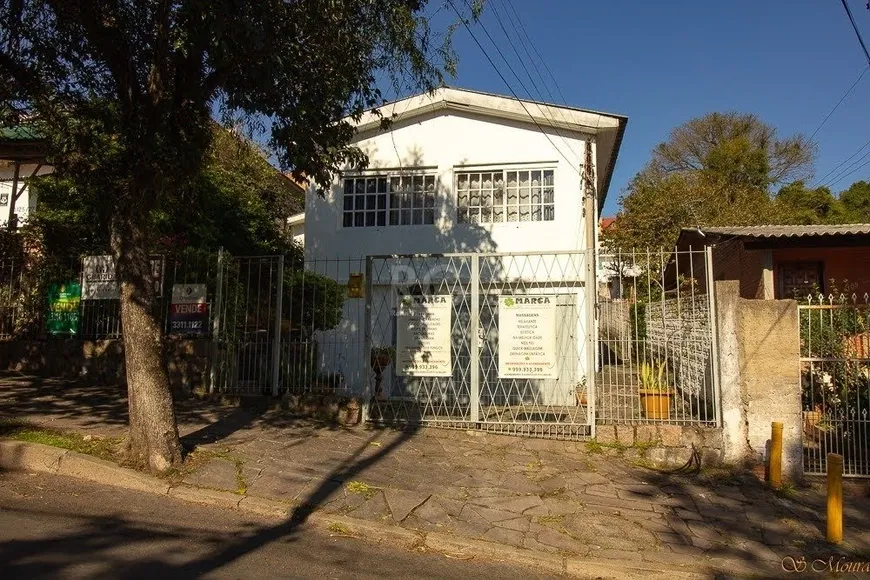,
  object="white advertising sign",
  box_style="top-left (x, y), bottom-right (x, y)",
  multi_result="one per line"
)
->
top-left (395, 294), bottom-right (452, 377)
top-left (498, 295), bottom-right (558, 379)
top-left (81, 255), bottom-right (118, 300)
